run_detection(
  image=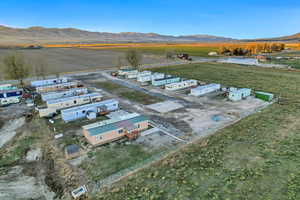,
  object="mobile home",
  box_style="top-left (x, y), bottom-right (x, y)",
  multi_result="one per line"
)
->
top-left (165, 79), bottom-right (198, 91)
top-left (39, 93), bottom-right (103, 117)
top-left (36, 81), bottom-right (83, 93)
top-left (0, 84), bottom-right (17, 91)
top-left (0, 96), bottom-right (21, 106)
top-left (137, 71), bottom-right (152, 82)
top-left (137, 72), bottom-right (165, 82)
top-left (31, 77), bottom-right (68, 87)
top-left (82, 112), bottom-right (148, 146)
top-left (61, 99), bottom-right (119, 122)
top-left (118, 69), bottom-right (138, 76)
top-left (41, 88), bottom-right (88, 101)
top-left (152, 76), bottom-right (180, 86)
top-left (0, 89), bottom-right (23, 99)
top-left (190, 83), bottom-right (221, 96)
top-left (228, 88), bottom-right (252, 101)
top-left (125, 70), bottom-right (139, 79)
